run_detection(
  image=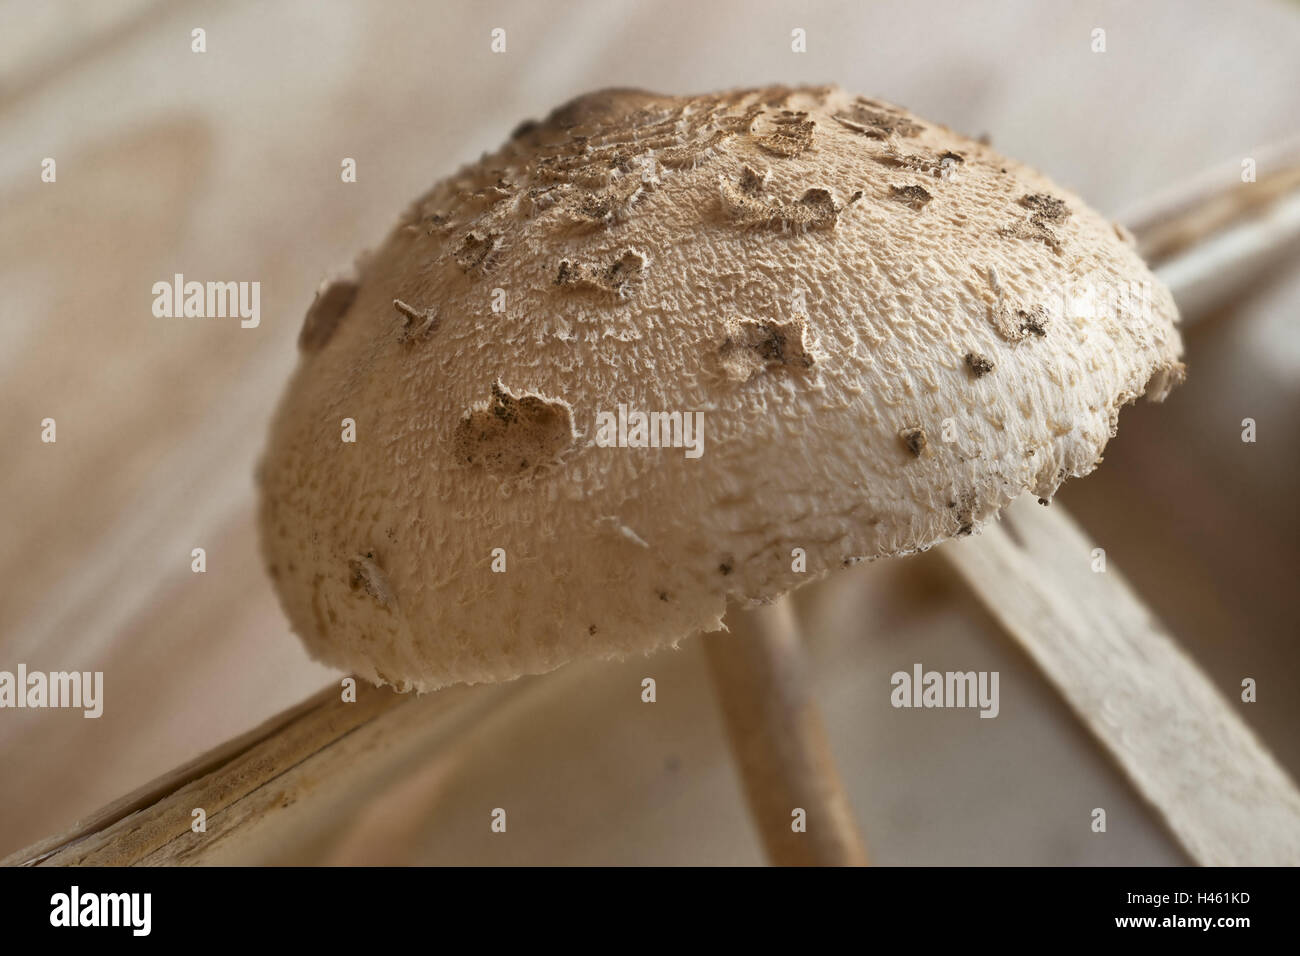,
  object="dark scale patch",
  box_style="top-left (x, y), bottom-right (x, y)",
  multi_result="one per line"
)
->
top-left (1019, 193), bottom-right (1069, 223)
top-left (567, 176), bottom-right (647, 228)
top-left (948, 492), bottom-right (978, 536)
top-left (754, 111), bottom-right (816, 157)
top-left (719, 178), bottom-right (858, 232)
top-left (455, 231), bottom-right (500, 273)
top-left (875, 145), bottom-right (962, 177)
top-left (964, 352), bottom-right (995, 377)
top-left (832, 99), bottom-right (924, 139)
top-left (456, 181), bottom-right (513, 214)
top-left (453, 380), bottom-right (575, 477)
top-left (524, 184), bottom-right (567, 215)
top-left (718, 560), bottom-right (733, 576)
top-left (889, 184), bottom-right (933, 210)
top-left (406, 209), bottom-right (453, 237)
top-left (718, 315), bottom-right (815, 382)
top-left (738, 164), bottom-right (768, 194)
top-left (555, 248), bottom-right (647, 298)
top-left (989, 304), bottom-right (1050, 342)
top-left (713, 103), bottom-right (766, 135)
top-left (298, 276), bottom-right (359, 353)
top-left (899, 426), bottom-right (928, 458)
top-left (999, 220), bottom-right (1062, 253)
top-left (658, 129), bottom-right (735, 169)
top-left (1000, 193), bottom-right (1071, 254)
